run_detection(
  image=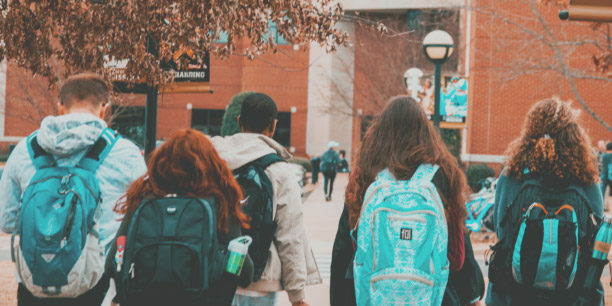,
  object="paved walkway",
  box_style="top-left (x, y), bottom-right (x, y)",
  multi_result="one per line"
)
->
top-left (277, 173), bottom-right (348, 306)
